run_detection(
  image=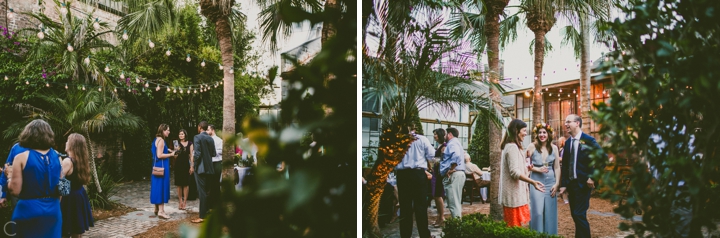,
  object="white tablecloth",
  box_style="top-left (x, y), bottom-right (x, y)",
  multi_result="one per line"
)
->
top-left (234, 166), bottom-right (251, 191)
top-left (481, 172), bottom-right (491, 201)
